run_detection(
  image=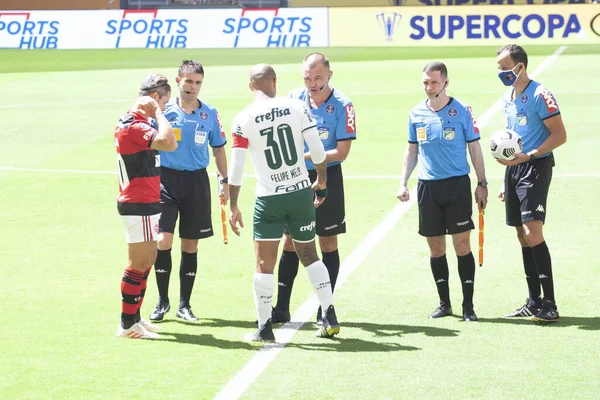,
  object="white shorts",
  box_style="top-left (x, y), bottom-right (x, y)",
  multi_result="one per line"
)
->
top-left (121, 214), bottom-right (161, 244)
